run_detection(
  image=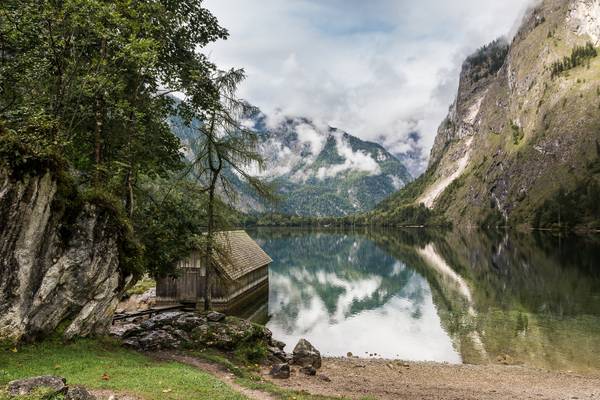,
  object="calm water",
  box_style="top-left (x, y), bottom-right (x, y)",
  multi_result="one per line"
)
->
top-left (248, 228), bottom-right (600, 373)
